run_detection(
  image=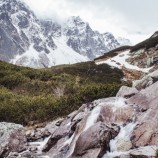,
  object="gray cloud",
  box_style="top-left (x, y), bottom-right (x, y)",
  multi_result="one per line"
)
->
top-left (69, 0), bottom-right (158, 32)
top-left (24, 0), bottom-right (158, 44)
